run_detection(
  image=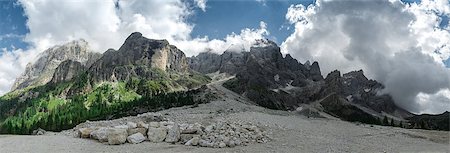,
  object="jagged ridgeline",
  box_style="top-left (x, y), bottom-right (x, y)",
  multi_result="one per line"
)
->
top-left (189, 39), bottom-right (417, 127)
top-left (0, 32), bottom-right (211, 134)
